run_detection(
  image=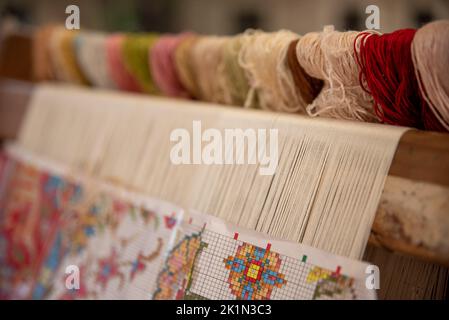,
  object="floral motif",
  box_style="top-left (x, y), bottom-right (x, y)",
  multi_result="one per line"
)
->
top-left (95, 249), bottom-right (125, 290)
top-left (153, 233), bottom-right (202, 299)
top-left (224, 243), bottom-right (286, 300)
top-left (164, 214), bottom-right (177, 229)
top-left (306, 266), bottom-right (356, 300)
